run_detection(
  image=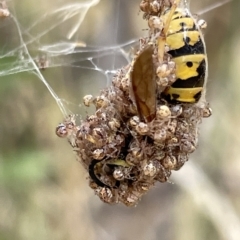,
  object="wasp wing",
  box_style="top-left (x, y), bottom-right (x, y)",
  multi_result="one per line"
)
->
top-left (130, 46), bottom-right (156, 122)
